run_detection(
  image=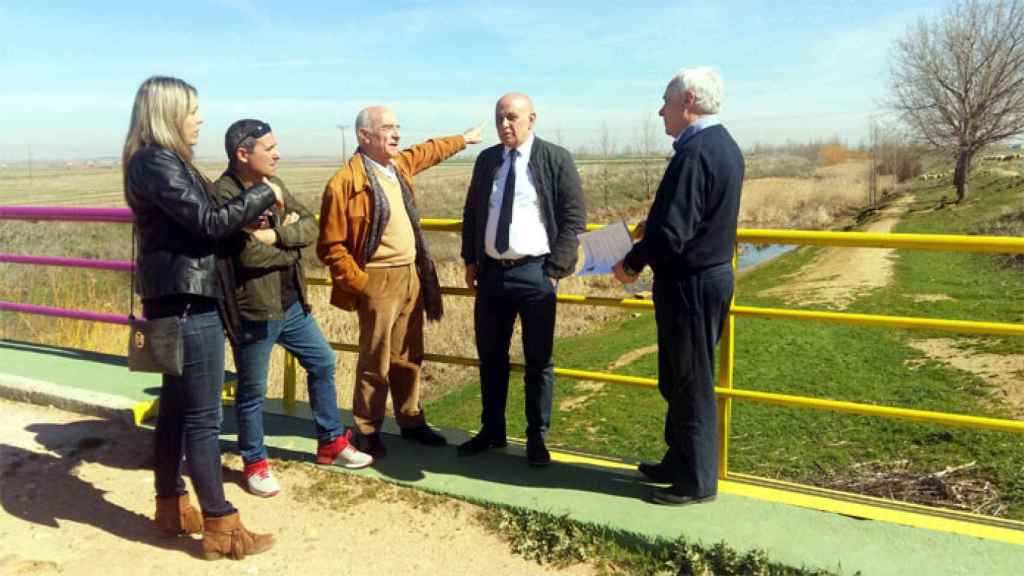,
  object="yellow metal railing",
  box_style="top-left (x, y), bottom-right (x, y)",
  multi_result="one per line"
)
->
top-left (286, 219), bottom-right (1024, 481)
